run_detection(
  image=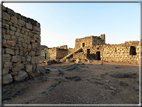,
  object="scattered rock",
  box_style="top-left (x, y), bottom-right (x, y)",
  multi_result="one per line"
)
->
top-left (13, 70), bottom-right (28, 82)
top-left (3, 74), bottom-right (13, 85)
top-left (110, 72), bottom-right (132, 78)
top-left (57, 69), bottom-right (64, 76)
top-left (119, 81), bottom-right (128, 86)
top-left (74, 76), bottom-right (81, 81)
top-left (105, 80), bottom-right (110, 83)
top-left (109, 86), bottom-right (116, 90)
